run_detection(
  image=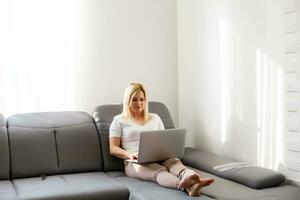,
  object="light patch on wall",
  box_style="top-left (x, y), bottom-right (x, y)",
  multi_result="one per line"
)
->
top-left (219, 17), bottom-right (232, 143)
top-left (275, 67), bottom-right (284, 169)
top-left (256, 48), bottom-right (262, 166)
top-left (219, 17), bottom-right (246, 145)
top-left (218, 17), bottom-right (284, 169)
top-left (256, 48), bottom-right (284, 170)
